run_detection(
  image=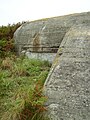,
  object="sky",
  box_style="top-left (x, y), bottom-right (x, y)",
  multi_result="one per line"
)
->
top-left (0, 0), bottom-right (90, 26)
